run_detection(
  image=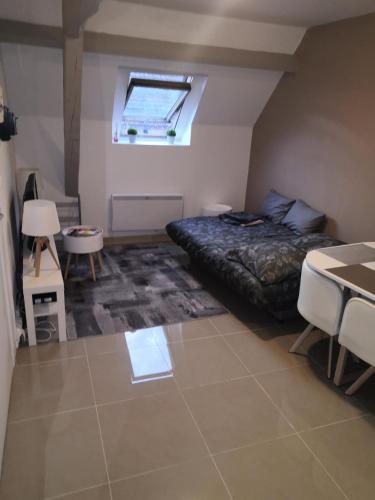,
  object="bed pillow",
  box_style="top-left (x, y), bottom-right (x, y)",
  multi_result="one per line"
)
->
top-left (227, 241), bottom-right (305, 285)
top-left (260, 190), bottom-right (295, 224)
top-left (282, 199), bottom-right (326, 234)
